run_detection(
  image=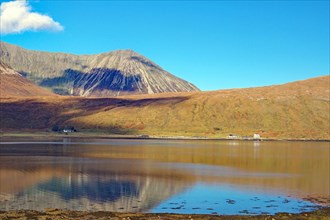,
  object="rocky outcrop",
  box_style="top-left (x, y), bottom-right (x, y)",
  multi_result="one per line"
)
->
top-left (0, 41), bottom-right (199, 96)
